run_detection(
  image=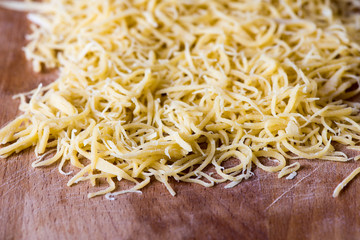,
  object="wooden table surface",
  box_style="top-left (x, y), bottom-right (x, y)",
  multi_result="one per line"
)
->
top-left (1, 7), bottom-right (360, 240)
